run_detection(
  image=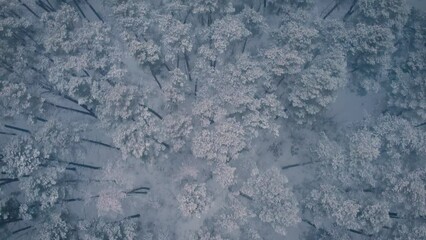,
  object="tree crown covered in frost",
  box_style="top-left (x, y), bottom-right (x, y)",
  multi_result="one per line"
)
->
top-left (0, 0), bottom-right (425, 239)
